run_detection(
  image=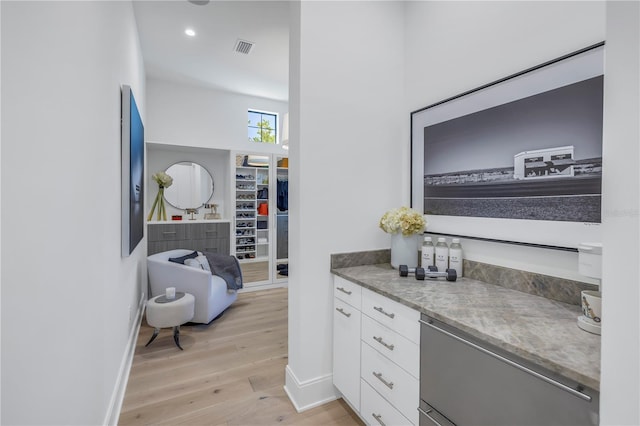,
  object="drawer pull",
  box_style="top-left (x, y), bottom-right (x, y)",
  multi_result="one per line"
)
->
top-left (162, 231), bottom-right (177, 235)
top-left (373, 336), bottom-right (394, 351)
top-left (373, 306), bottom-right (395, 319)
top-left (336, 287), bottom-right (352, 295)
top-left (372, 371), bottom-right (394, 389)
top-left (335, 307), bottom-right (351, 318)
top-left (372, 413), bottom-right (386, 426)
